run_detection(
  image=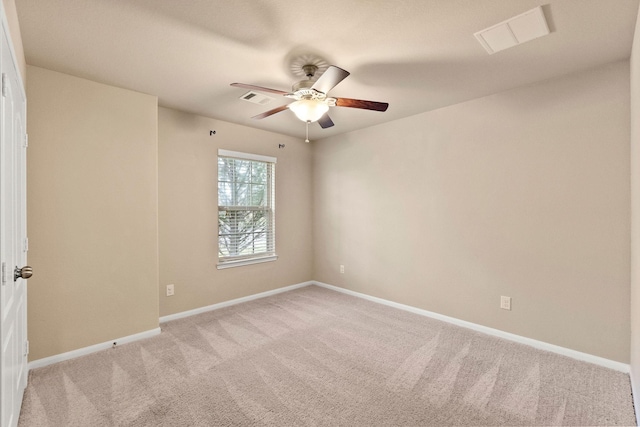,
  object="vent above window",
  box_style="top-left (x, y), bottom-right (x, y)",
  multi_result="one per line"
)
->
top-left (240, 91), bottom-right (274, 105)
top-left (474, 6), bottom-right (550, 54)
